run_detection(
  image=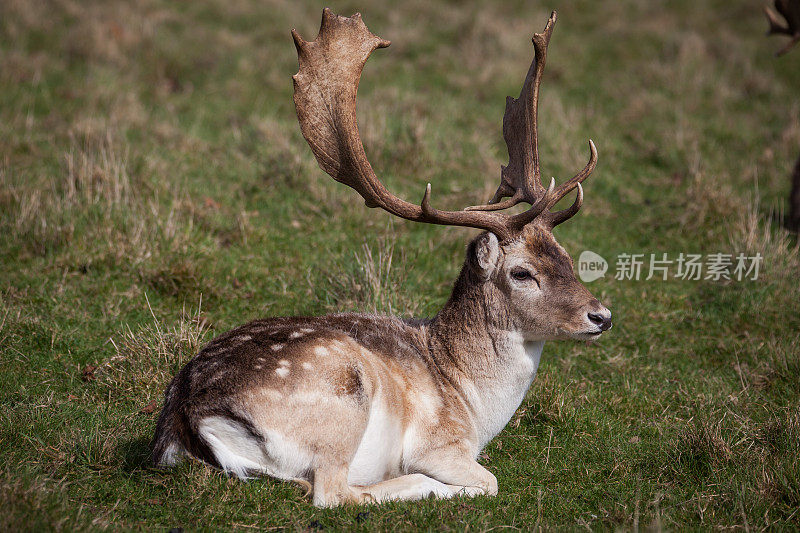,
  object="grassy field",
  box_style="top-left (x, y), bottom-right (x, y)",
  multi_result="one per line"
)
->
top-left (2, 0), bottom-right (799, 530)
